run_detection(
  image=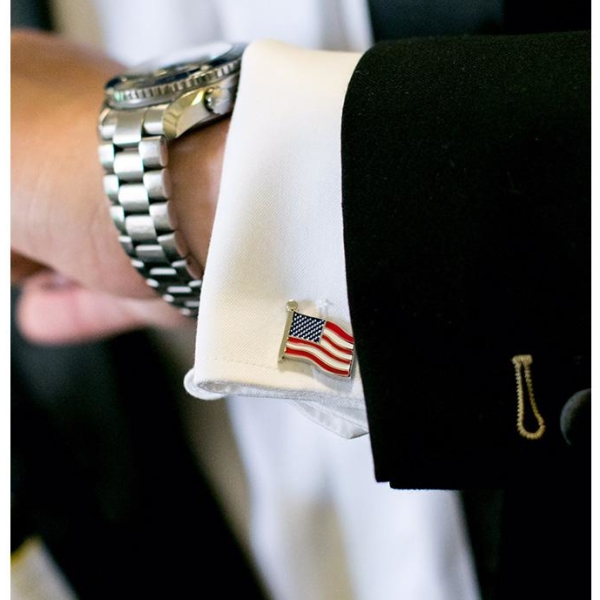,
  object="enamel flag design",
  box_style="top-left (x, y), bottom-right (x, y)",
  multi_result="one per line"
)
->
top-left (279, 301), bottom-right (355, 378)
